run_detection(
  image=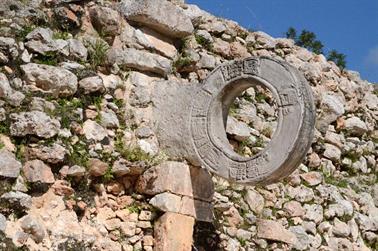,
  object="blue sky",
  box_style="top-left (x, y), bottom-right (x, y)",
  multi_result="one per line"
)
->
top-left (186, 0), bottom-right (378, 83)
